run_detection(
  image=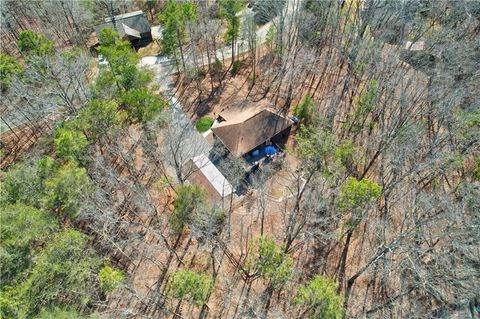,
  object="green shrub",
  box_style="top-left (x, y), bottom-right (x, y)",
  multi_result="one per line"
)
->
top-left (195, 117), bottom-right (214, 132)
top-left (213, 58), bottom-right (223, 73)
top-left (231, 61), bottom-right (241, 75)
top-left (473, 158), bottom-right (480, 181)
top-left (98, 259), bottom-right (125, 293)
top-left (197, 68), bottom-right (207, 78)
top-left (293, 96), bottom-right (316, 124)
